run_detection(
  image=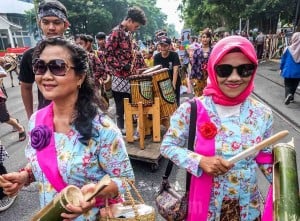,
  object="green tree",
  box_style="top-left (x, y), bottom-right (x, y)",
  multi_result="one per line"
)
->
top-left (60, 0), bottom-right (128, 35)
top-left (127, 0), bottom-right (168, 40)
top-left (27, 0), bottom-right (173, 41)
top-left (181, 0), bottom-right (297, 34)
